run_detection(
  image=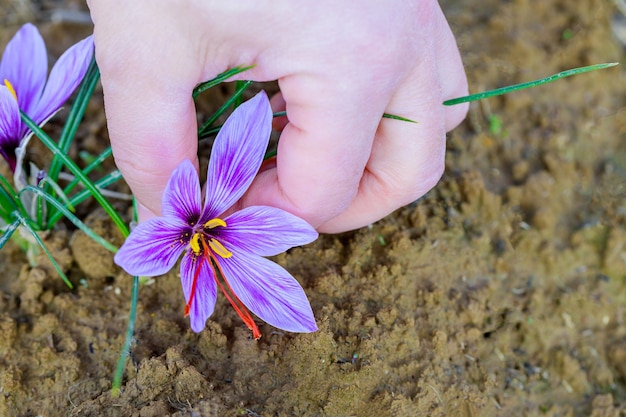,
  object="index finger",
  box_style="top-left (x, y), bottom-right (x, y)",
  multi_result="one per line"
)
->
top-left (90, 5), bottom-right (201, 221)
